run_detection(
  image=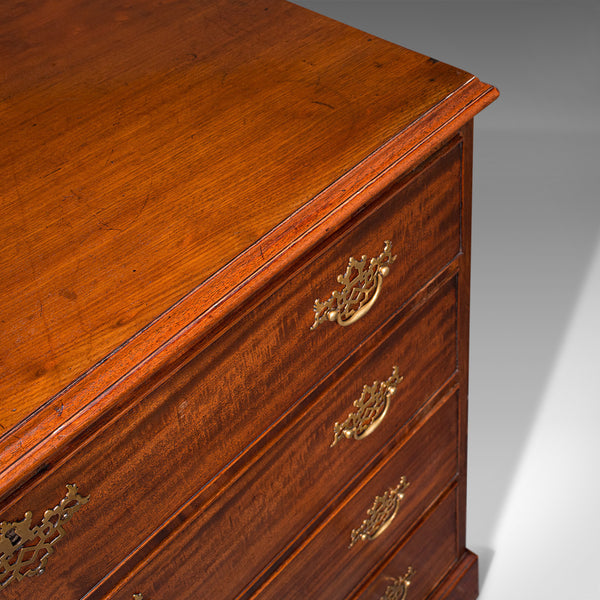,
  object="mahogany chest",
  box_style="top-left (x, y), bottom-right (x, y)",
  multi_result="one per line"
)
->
top-left (0, 1), bottom-right (497, 598)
